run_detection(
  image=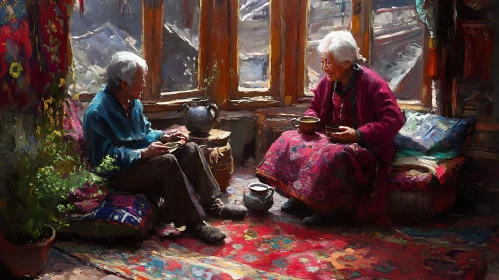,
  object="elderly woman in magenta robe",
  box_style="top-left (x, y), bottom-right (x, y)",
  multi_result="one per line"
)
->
top-left (256, 31), bottom-right (405, 226)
